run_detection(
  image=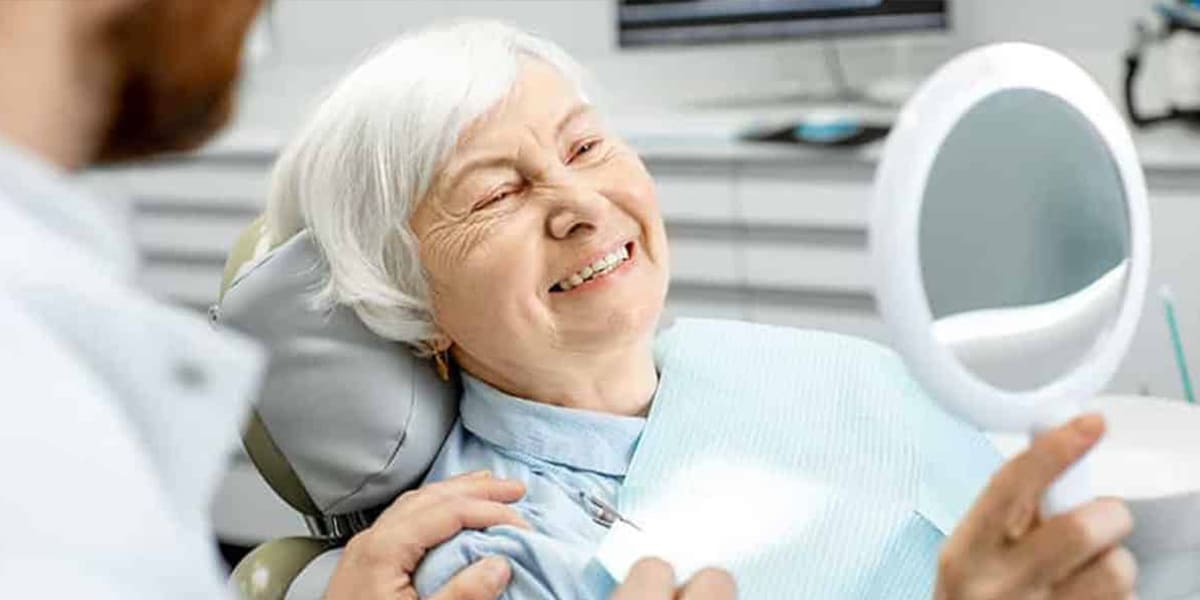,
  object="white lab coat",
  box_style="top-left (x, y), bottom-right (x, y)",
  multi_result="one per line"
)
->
top-left (0, 139), bottom-right (264, 598)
